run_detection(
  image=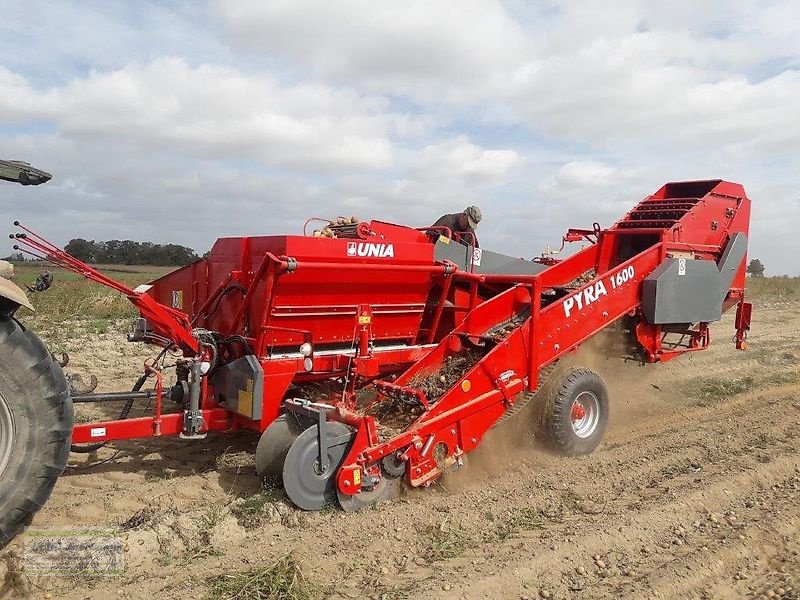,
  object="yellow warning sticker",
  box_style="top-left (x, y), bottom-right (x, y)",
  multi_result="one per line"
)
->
top-left (353, 468), bottom-right (361, 486)
top-left (358, 315), bottom-right (372, 324)
top-left (238, 379), bottom-right (254, 418)
top-left (438, 235), bottom-right (450, 244)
